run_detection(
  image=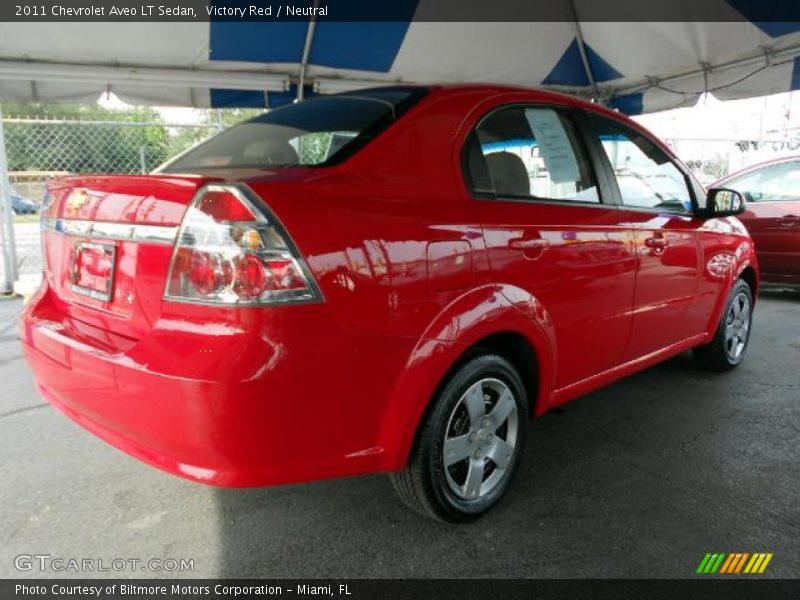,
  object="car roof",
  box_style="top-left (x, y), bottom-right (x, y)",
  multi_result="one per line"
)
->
top-left (714, 155), bottom-right (800, 187)
top-left (420, 84), bottom-right (676, 156)
top-left (325, 83), bottom-right (681, 173)
top-left (344, 82), bottom-right (599, 107)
